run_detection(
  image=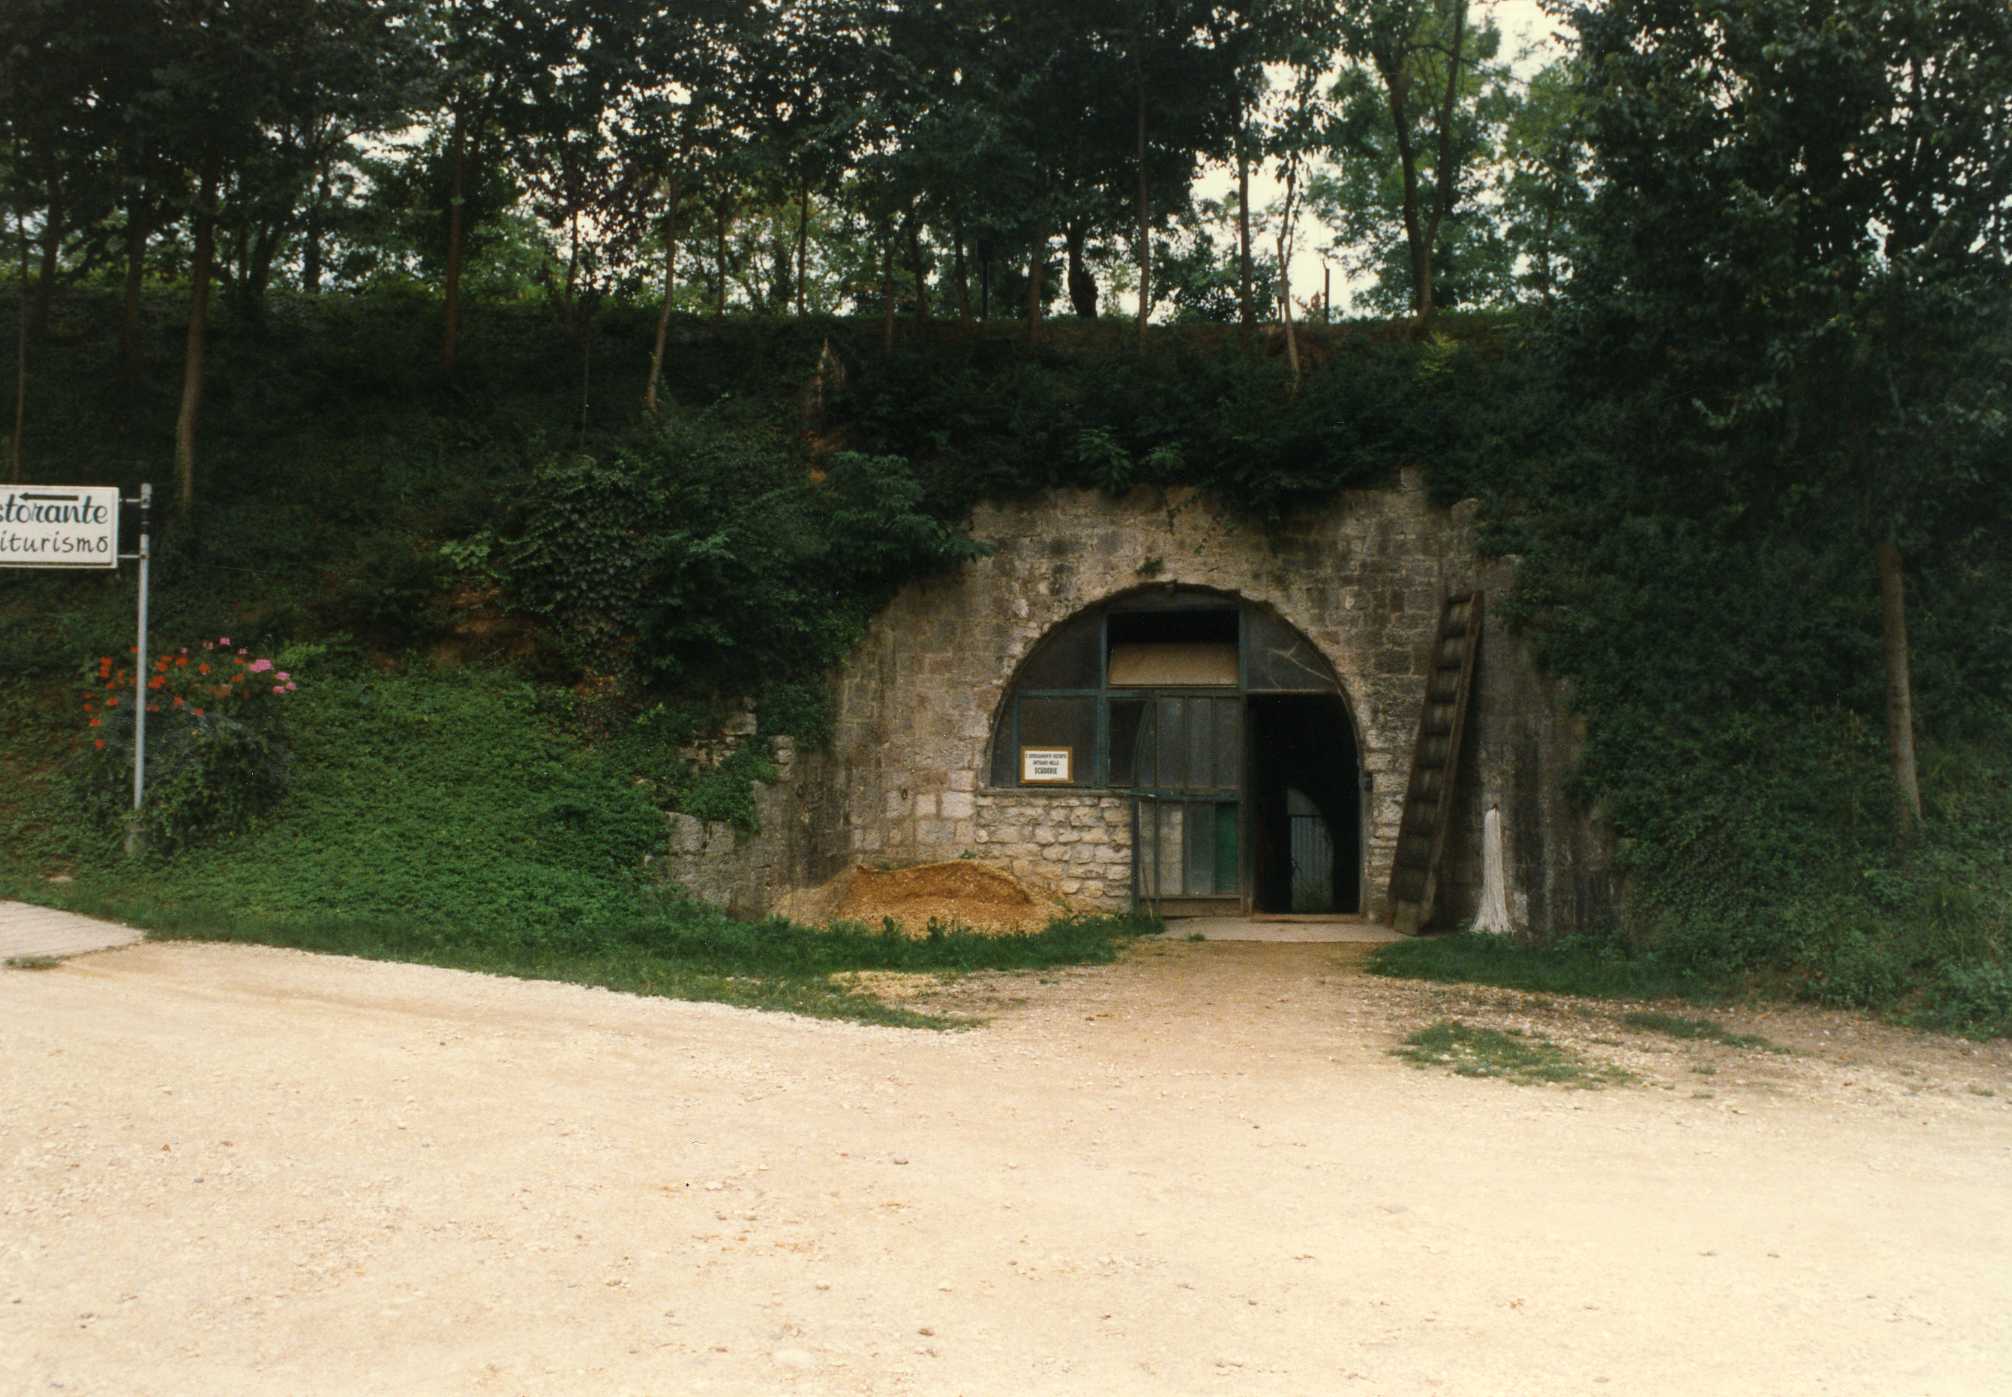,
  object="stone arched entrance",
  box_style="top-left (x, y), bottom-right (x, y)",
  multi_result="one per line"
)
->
top-left (656, 479), bottom-right (1616, 936)
top-left (986, 586), bottom-right (1366, 915)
